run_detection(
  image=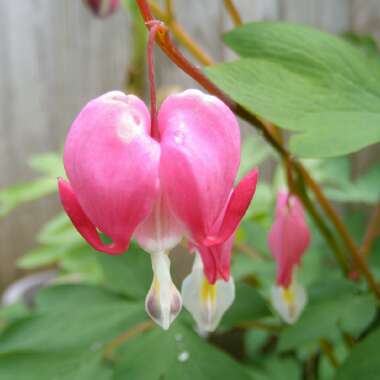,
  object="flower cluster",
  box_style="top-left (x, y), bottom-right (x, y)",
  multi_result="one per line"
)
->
top-left (58, 89), bottom-right (258, 330)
